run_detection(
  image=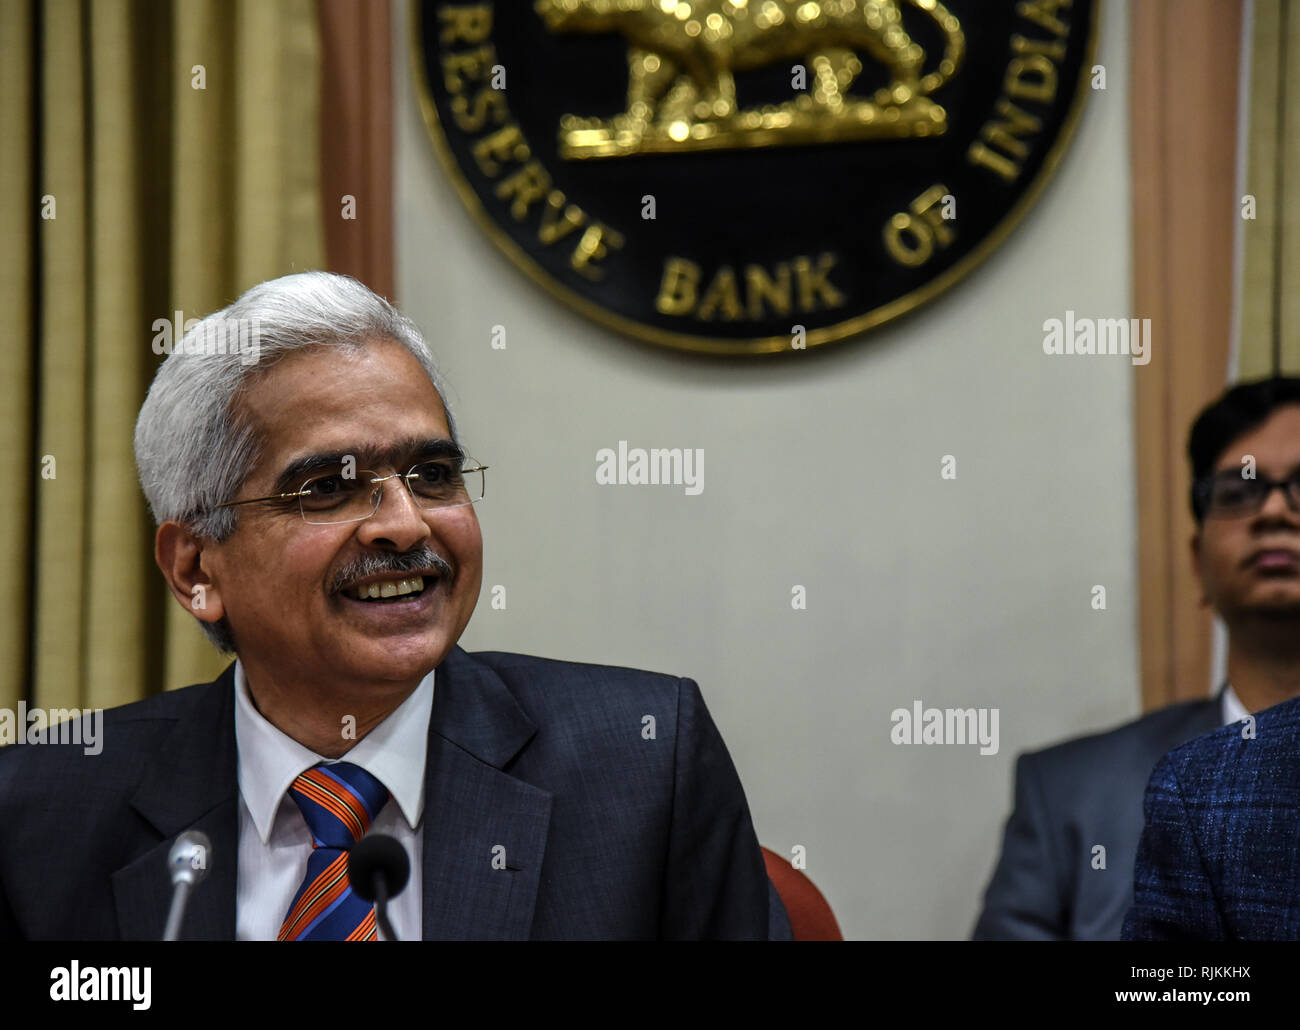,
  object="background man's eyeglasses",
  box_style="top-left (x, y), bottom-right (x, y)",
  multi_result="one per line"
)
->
top-left (1193, 469), bottom-right (1300, 520)
top-left (213, 458), bottom-right (488, 525)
